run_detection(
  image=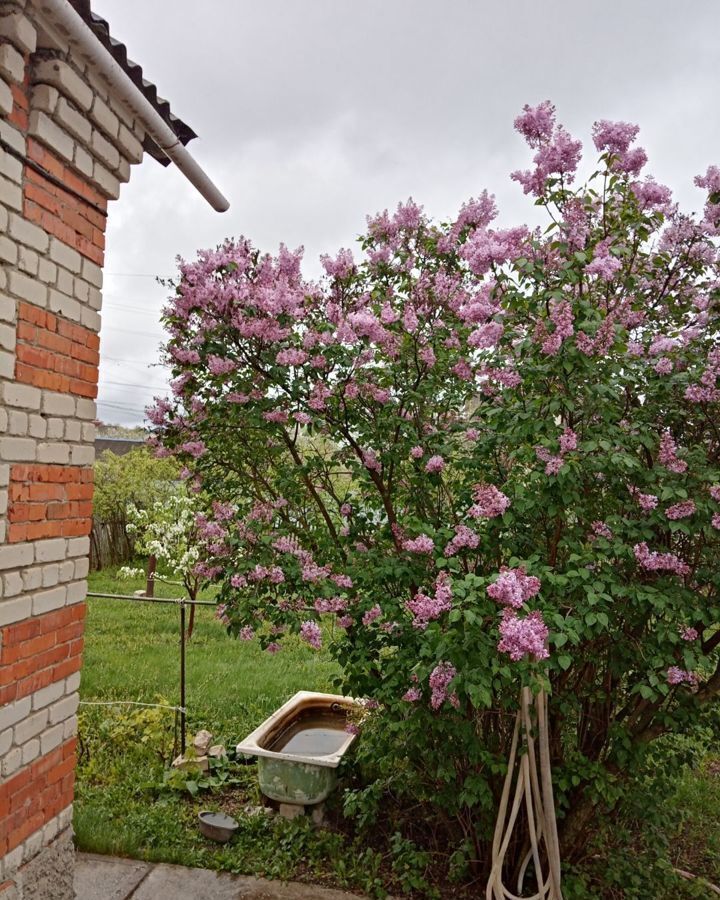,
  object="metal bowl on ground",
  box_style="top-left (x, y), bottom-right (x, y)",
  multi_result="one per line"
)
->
top-left (197, 810), bottom-right (239, 843)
